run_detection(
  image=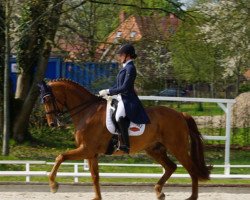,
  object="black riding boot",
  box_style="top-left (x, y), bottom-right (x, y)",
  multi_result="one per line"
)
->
top-left (117, 116), bottom-right (130, 154)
